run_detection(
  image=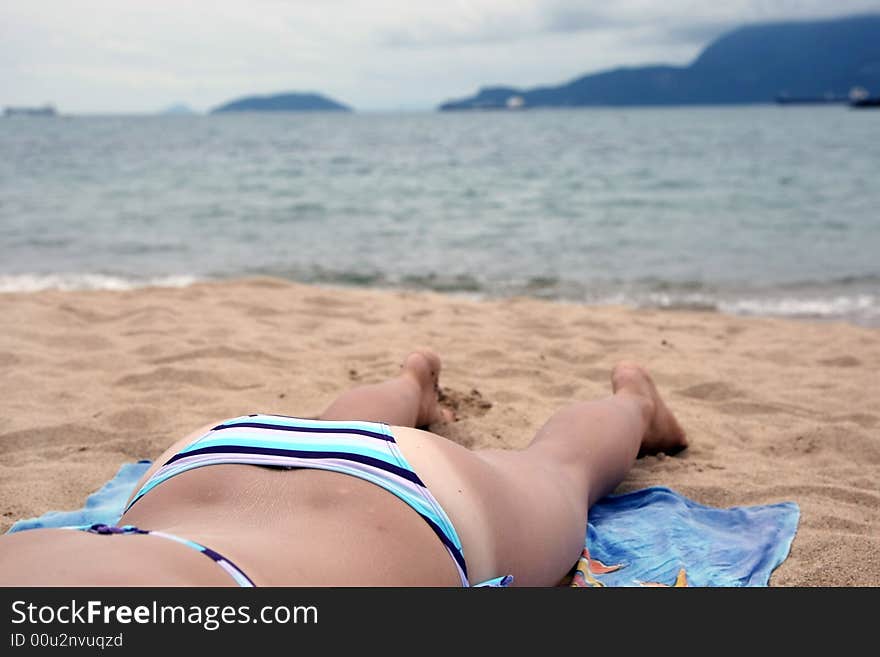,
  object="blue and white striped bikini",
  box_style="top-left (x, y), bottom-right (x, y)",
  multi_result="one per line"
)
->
top-left (81, 414), bottom-right (511, 588)
top-left (72, 522), bottom-right (256, 586)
